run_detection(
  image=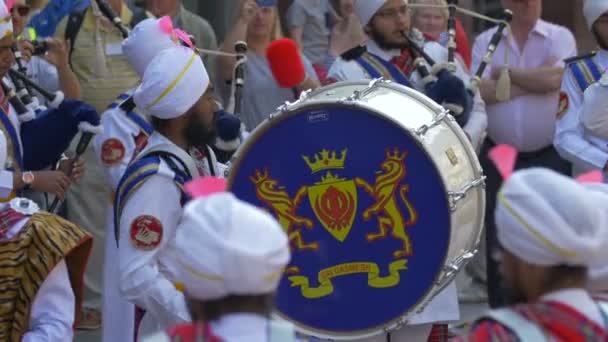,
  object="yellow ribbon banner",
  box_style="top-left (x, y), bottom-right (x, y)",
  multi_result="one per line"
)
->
top-left (288, 259), bottom-right (408, 299)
